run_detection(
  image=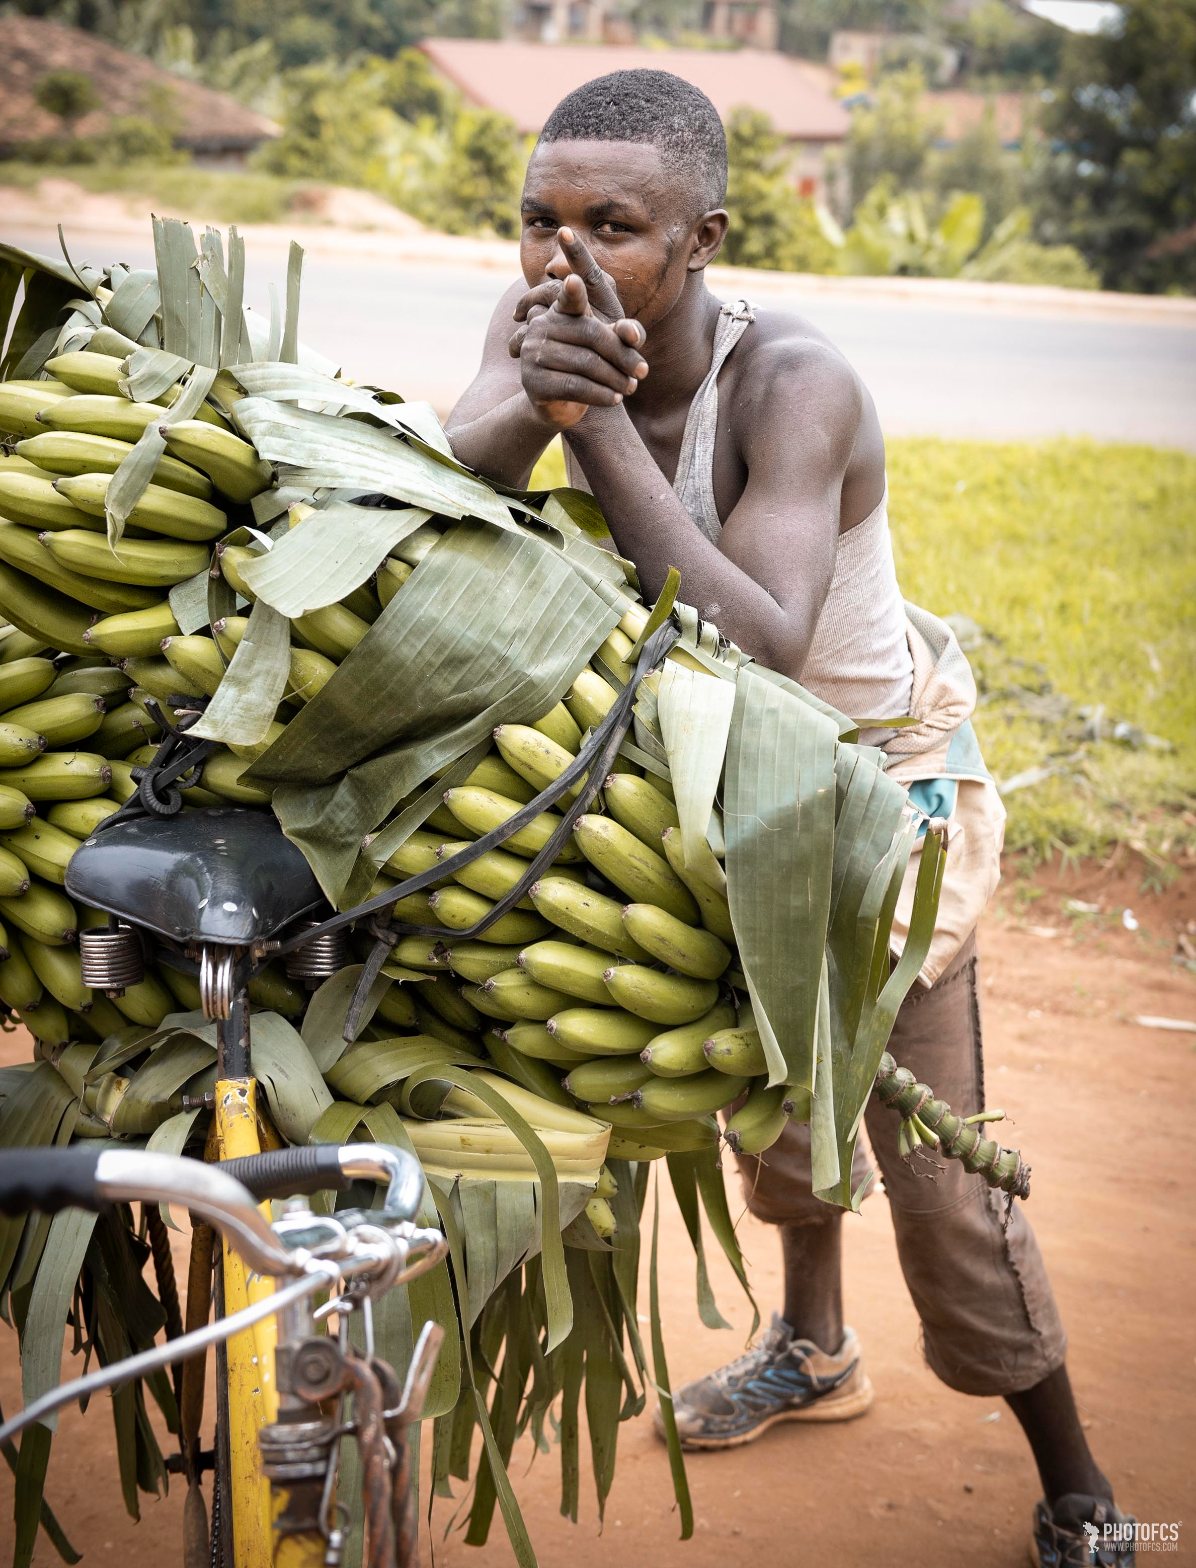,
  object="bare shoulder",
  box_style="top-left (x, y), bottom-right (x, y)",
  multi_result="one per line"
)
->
top-left (729, 306), bottom-right (864, 433)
